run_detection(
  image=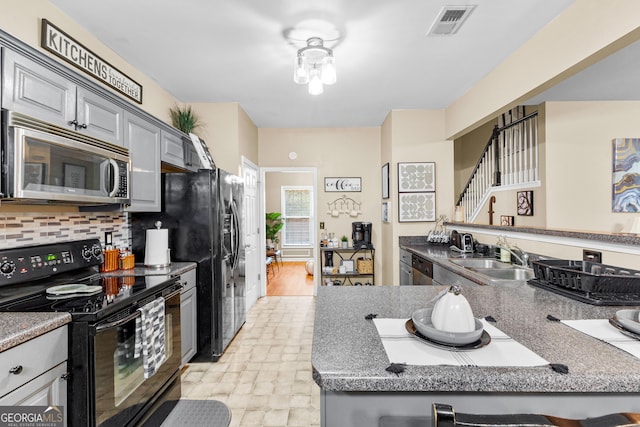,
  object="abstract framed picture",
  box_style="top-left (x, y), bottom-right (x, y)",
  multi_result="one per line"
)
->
top-left (381, 162), bottom-right (390, 199)
top-left (381, 201), bottom-right (390, 223)
top-left (398, 162), bottom-right (435, 192)
top-left (500, 215), bottom-right (514, 226)
top-left (612, 138), bottom-right (640, 212)
top-left (517, 191), bottom-right (533, 216)
top-left (398, 192), bottom-right (436, 222)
